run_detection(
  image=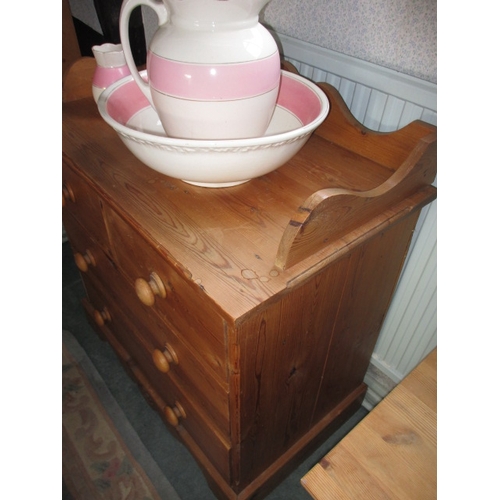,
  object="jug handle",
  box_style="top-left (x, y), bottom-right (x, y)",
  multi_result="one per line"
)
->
top-left (119, 0), bottom-right (168, 106)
